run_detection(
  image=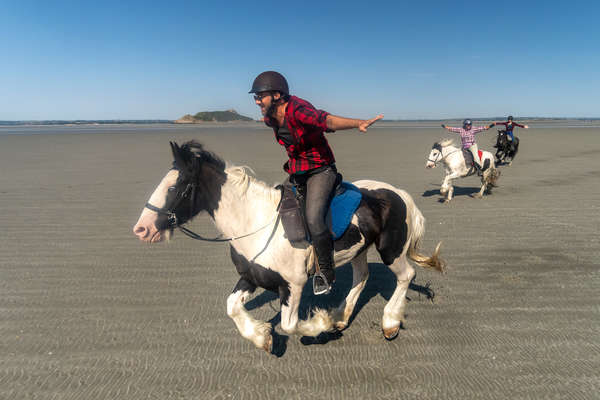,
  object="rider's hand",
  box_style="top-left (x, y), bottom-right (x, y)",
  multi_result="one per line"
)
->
top-left (525, 125), bottom-right (529, 129)
top-left (358, 114), bottom-right (383, 132)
